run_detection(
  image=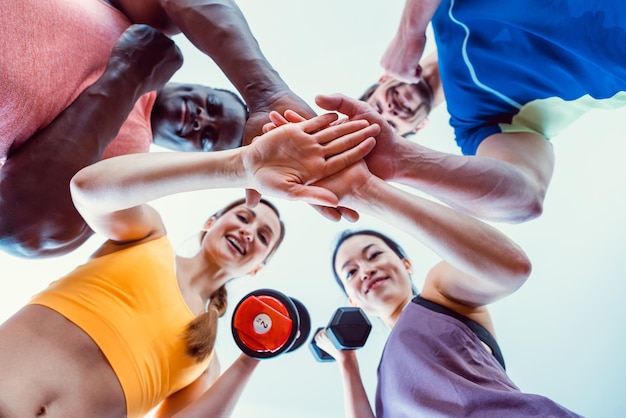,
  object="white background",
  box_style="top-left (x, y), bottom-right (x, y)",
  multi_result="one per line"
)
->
top-left (1, 1), bottom-right (625, 417)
